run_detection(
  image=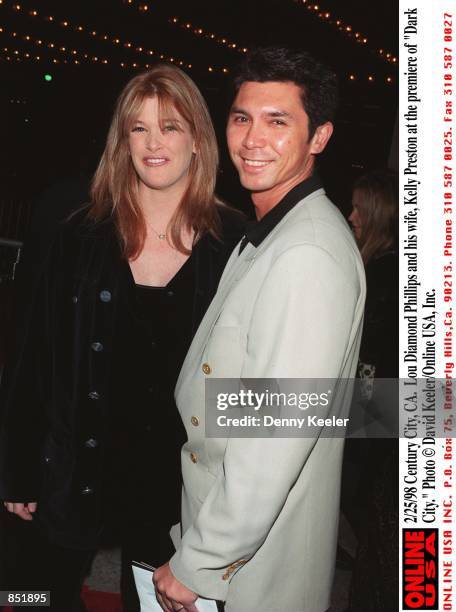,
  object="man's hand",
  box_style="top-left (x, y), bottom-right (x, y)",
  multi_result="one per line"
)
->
top-left (153, 562), bottom-right (199, 612)
top-left (3, 502), bottom-right (37, 521)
